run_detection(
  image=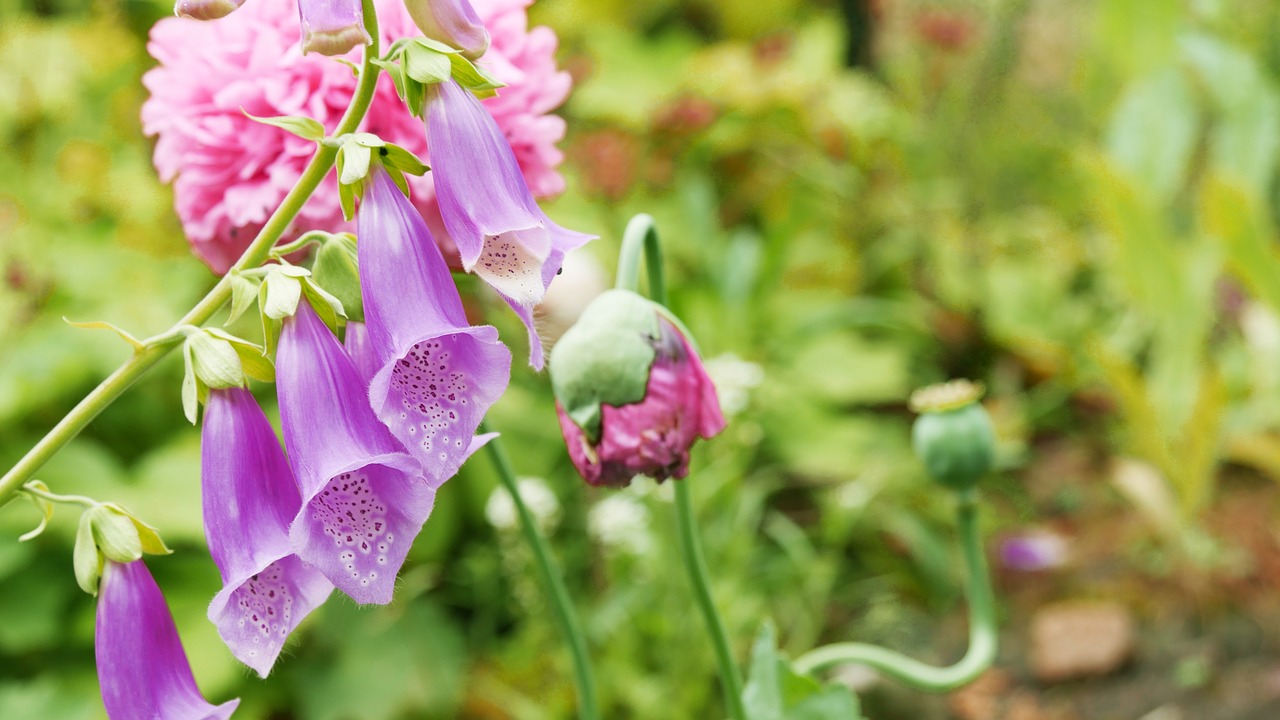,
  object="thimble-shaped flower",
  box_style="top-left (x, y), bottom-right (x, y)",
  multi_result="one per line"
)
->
top-left (201, 387), bottom-right (333, 677)
top-left (357, 166), bottom-right (511, 485)
top-left (426, 78), bottom-right (594, 368)
top-left (96, 559), bottom-right (240, 720)
top-left (298, 0), bottom-right (371, 55)
top-left (277, 301), bottom-right (433, 604)
top-left (404, 0), bottom-right (490, 59)
top-left (550, 289), bottom-right (726, 487)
